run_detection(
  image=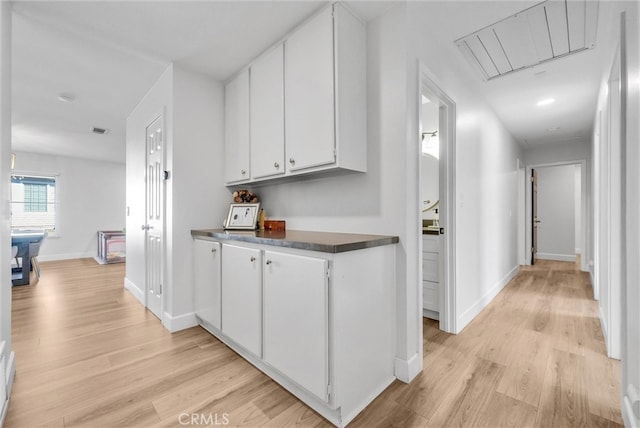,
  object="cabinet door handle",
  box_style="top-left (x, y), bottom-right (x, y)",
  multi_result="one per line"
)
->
top-left (241, 169), bottom-right (247, 175)
top-left (211, 248), bottom-right (217, 253)
top-left (274, 162), bottom-right (280, 169)
top-left (289, 158), bottom-right (295, 165)
top-left (250, 256), bottom-right (256, 262)
top-left (265, 260), bottom-right (272, 265)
